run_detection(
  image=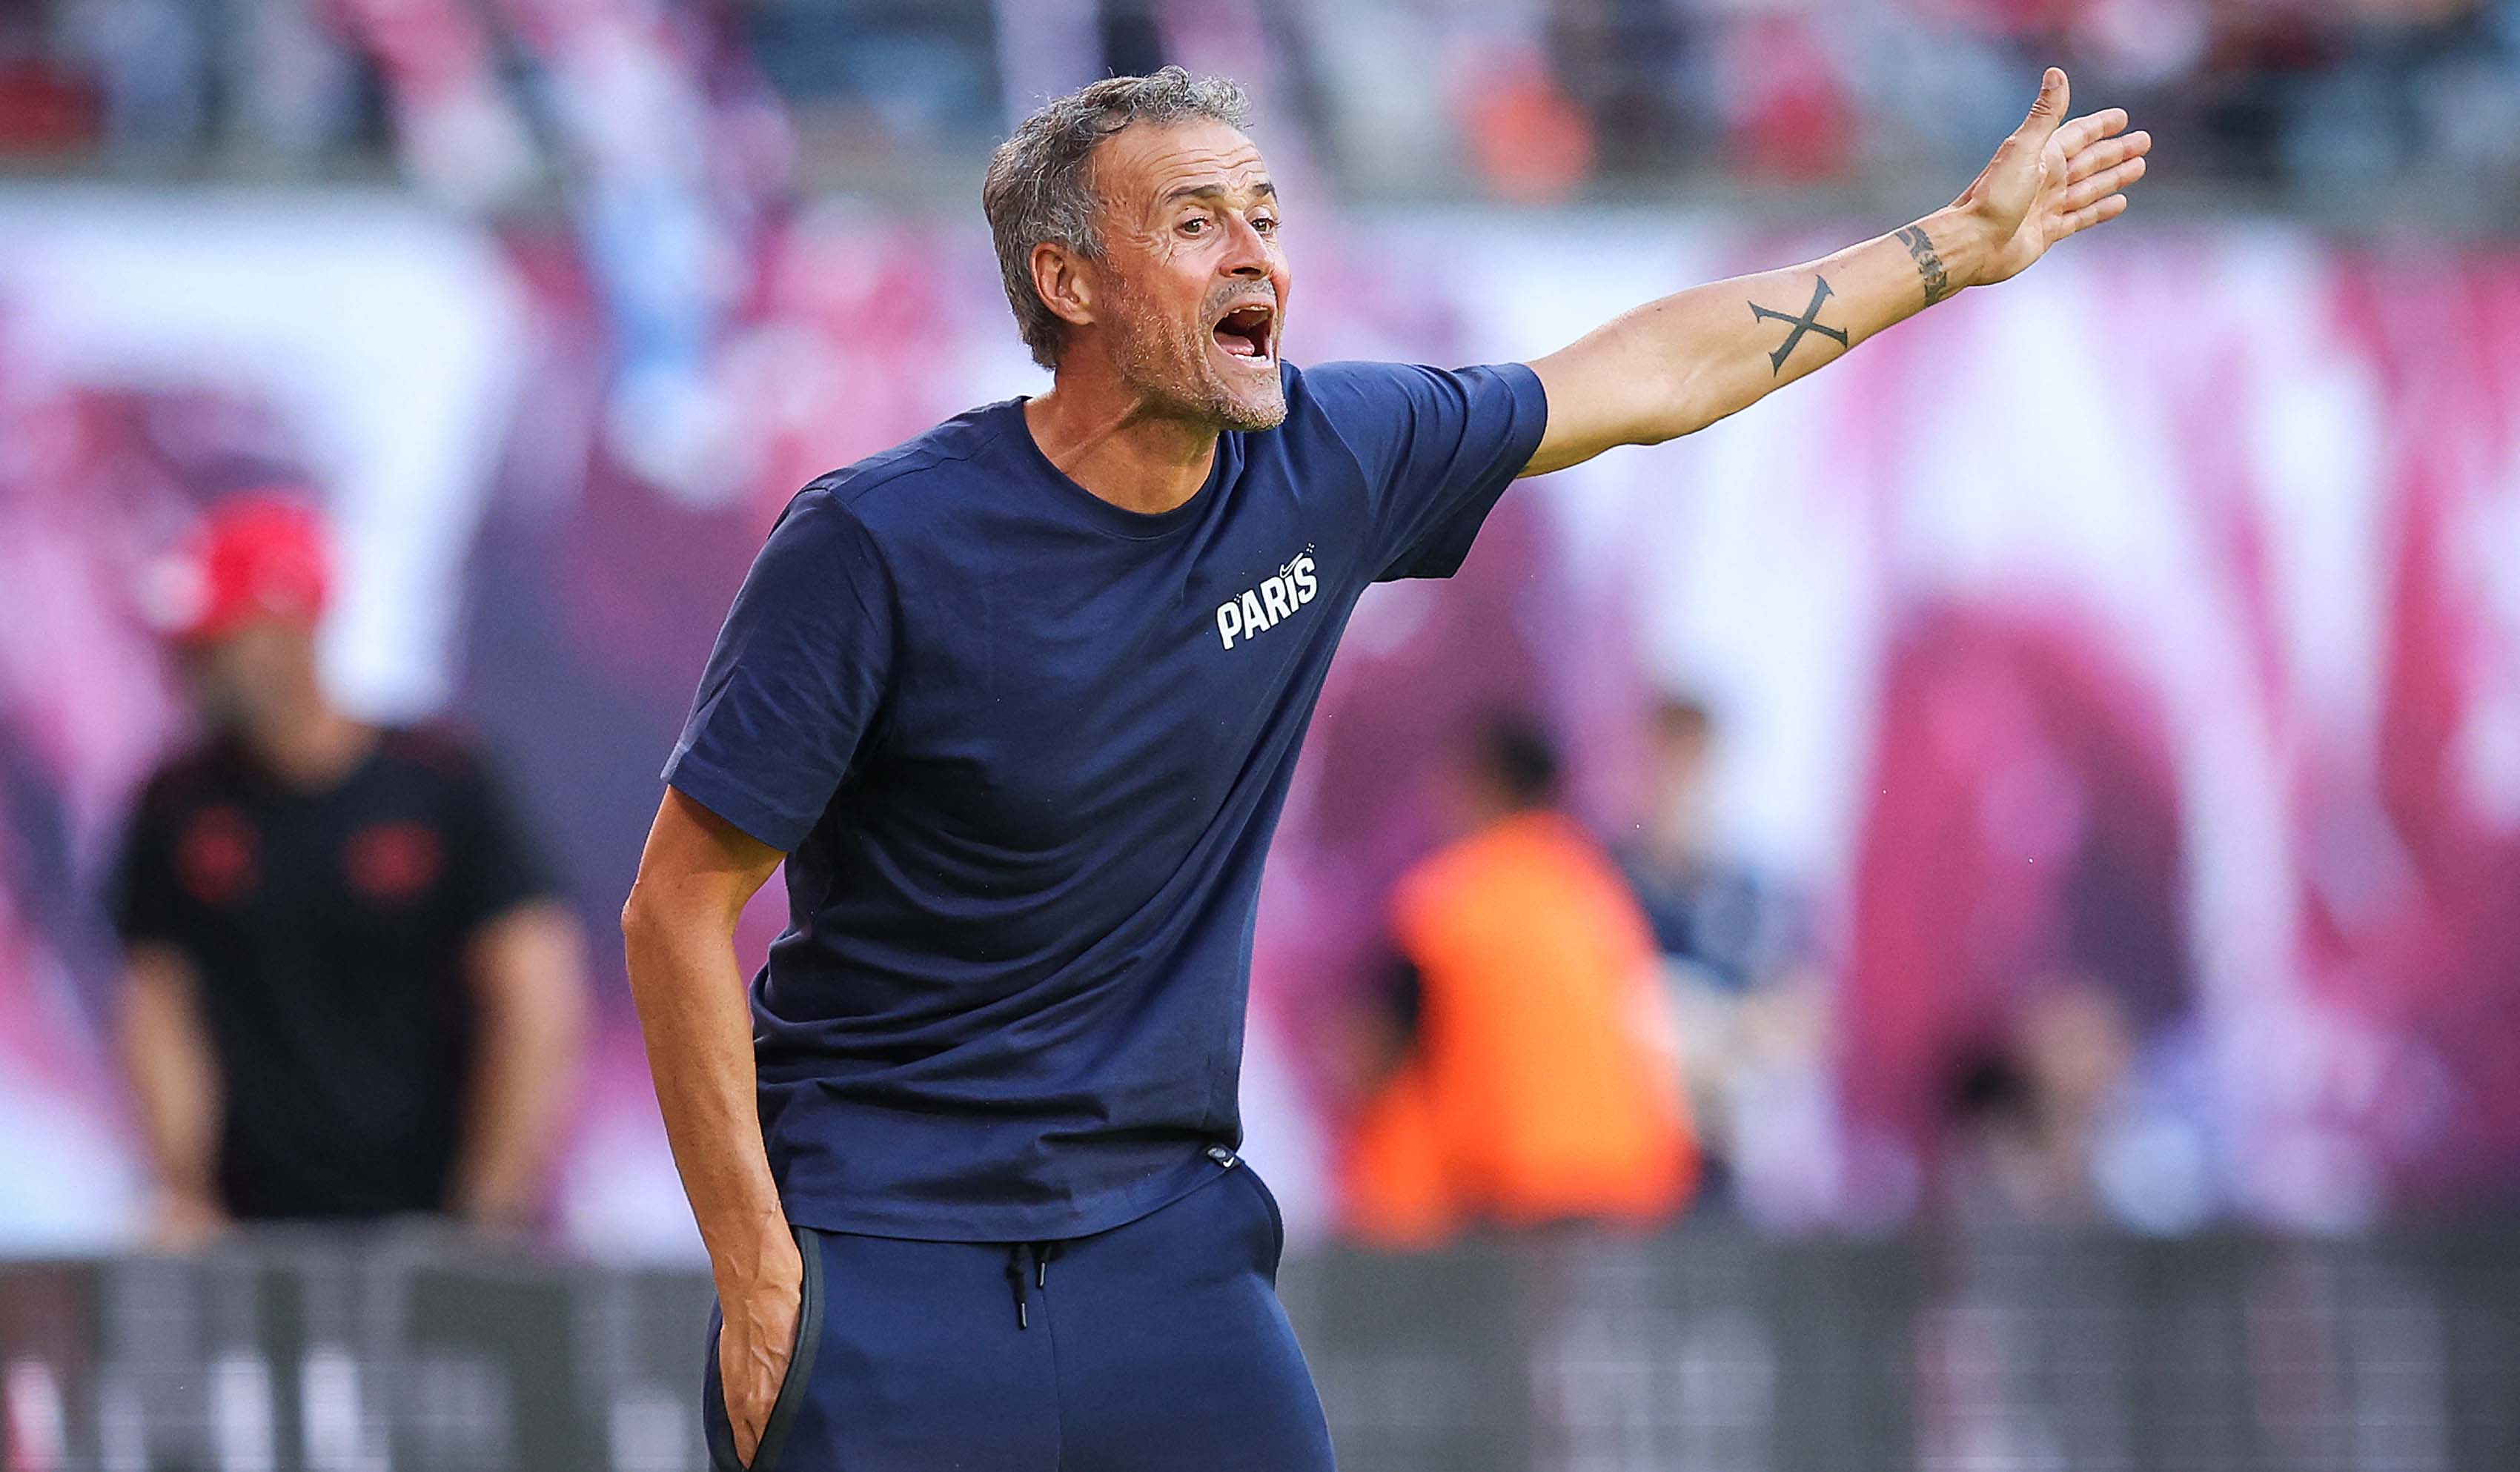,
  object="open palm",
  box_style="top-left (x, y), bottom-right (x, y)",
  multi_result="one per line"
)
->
top-left (1957, 69), bottom-right (2152, 286)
